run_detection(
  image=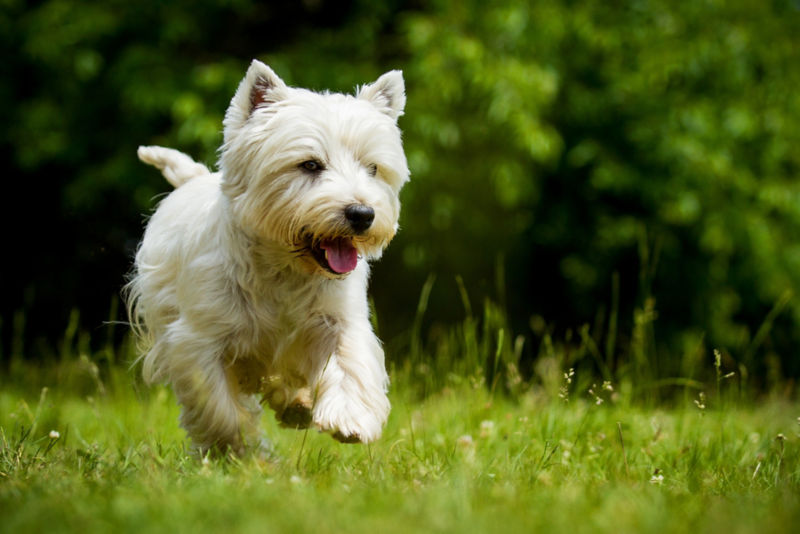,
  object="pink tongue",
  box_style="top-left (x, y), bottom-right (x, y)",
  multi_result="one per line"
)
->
top-left (321, 238), bottom-right (358, 274)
